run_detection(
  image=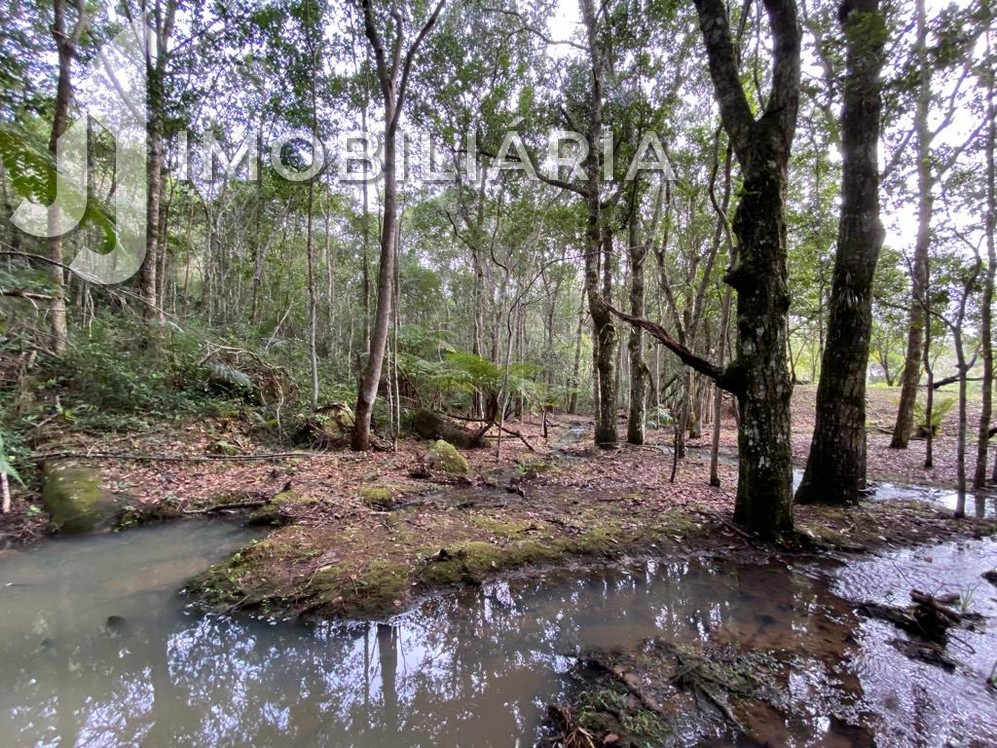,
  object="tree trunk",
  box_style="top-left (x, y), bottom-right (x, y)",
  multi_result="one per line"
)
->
top-left (46, 0), bottom-right (82, 355)
top-left (923, 315), bottom-right (934, 468)
top-left (353, 126), bottom-right (397, 450)
top-left (693, 0), bottom-right (801, 540)
top-left (627, 198), bottom-right (647, 445)
top-left (580, 0), bottom-right (618, 448)
top-left (796, 0), bottom-right (886, 505)
top-left (568, 287), bottom-right (585, 414)
top-left (890, 0), bottom-right (932, 449)
top-left (141, 3), bottom-right (174, 327)
top-left (352, 0), bottom-right (445, 450)
top-left (727, 132), bottom-right (796, 537)
top-left (306, 181), bottom-right (320, 410)
top-left (979, 20), bottom-right (996, 487)
top-left (954, 327), bottom-right (969, 517)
